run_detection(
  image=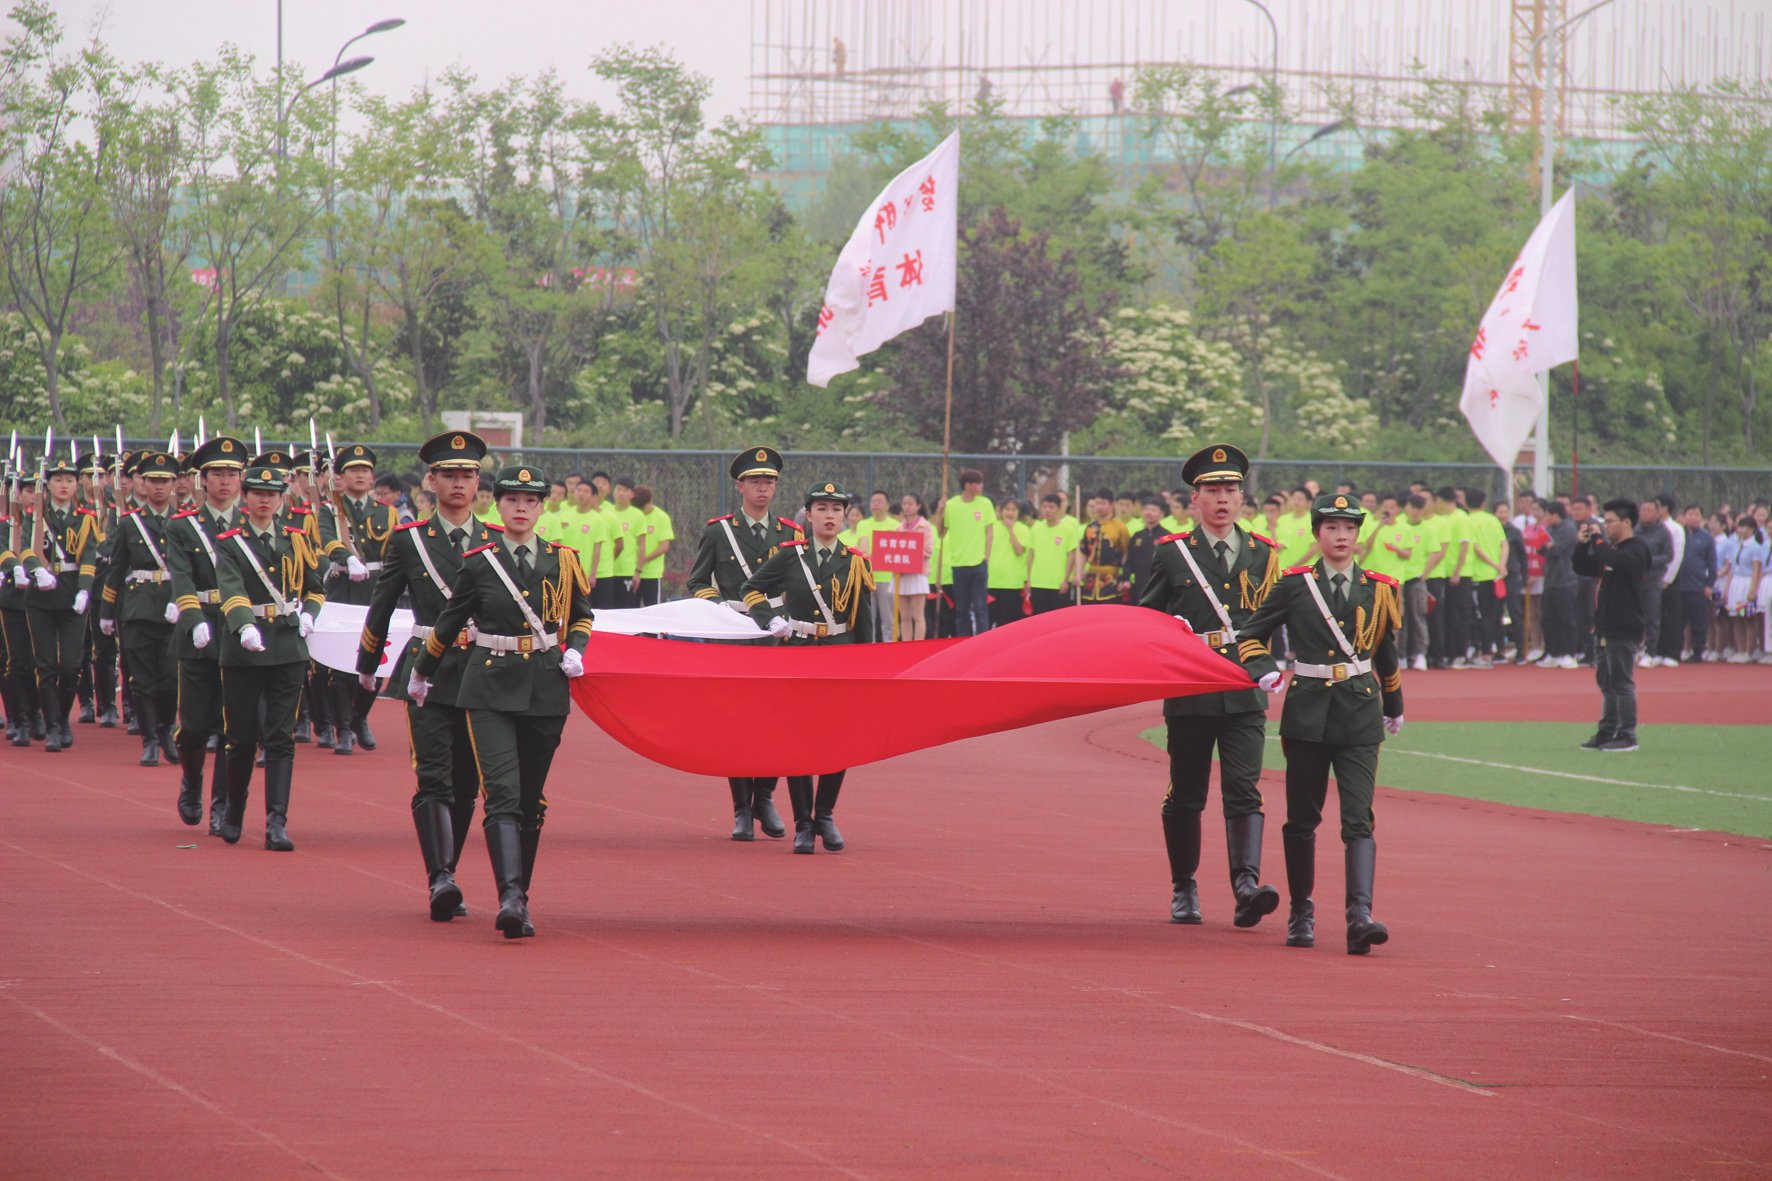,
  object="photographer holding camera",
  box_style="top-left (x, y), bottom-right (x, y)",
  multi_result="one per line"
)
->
top-left (1571, 499), bottom-right (1651, 752)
